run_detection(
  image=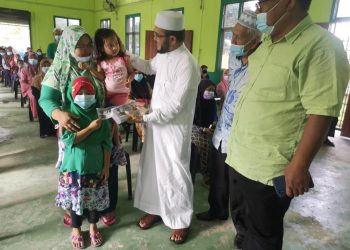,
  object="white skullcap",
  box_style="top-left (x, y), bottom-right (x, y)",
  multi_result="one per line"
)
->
top-left (237, 10), bottom-right (258, 30)
top-left (53, 27), bottom-right (62, 33)
top-left (155, 11), bottom-right (184, 31)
